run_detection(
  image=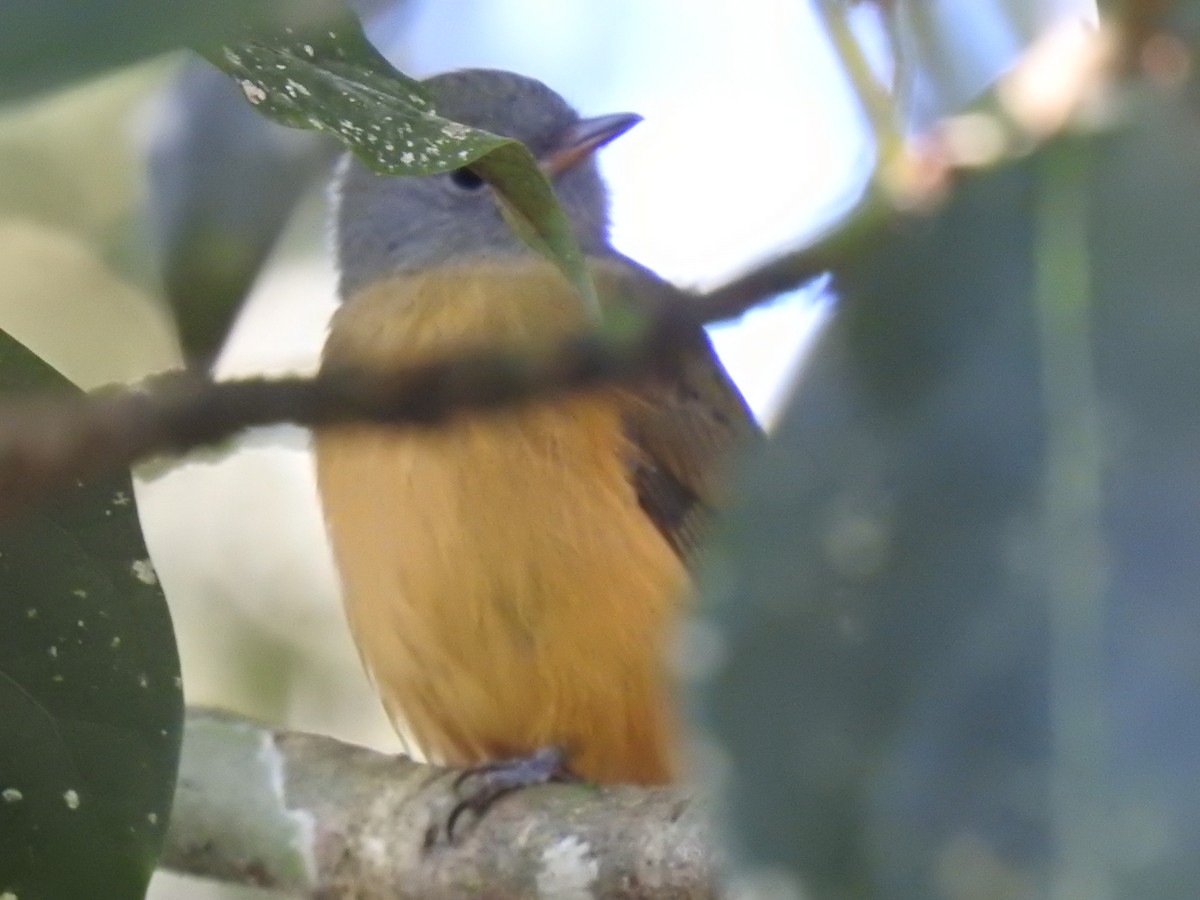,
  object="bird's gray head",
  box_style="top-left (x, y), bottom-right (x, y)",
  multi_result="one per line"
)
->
top-left (333, 68), bottom-right (639, 300)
